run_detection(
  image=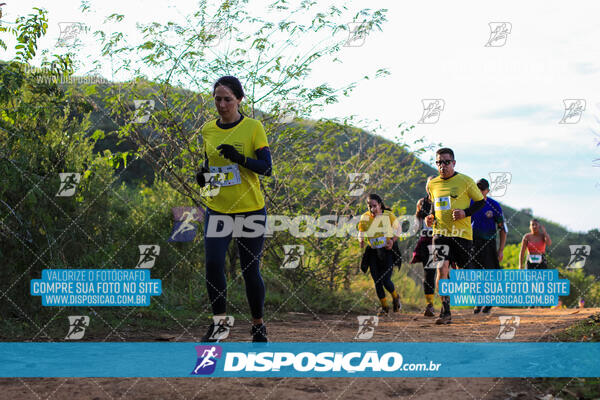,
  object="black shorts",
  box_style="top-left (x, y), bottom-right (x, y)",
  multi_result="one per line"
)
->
top-left (411, 235), bottom-right (432, 265)
top-left (527, 254), bottom-right (548, 269)
top-left (432, 235), bottom-right (473, 268)
top-left (472, 237), bottom-right (500, 269)
top-left (361, 246), bottom-right (394, 273)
